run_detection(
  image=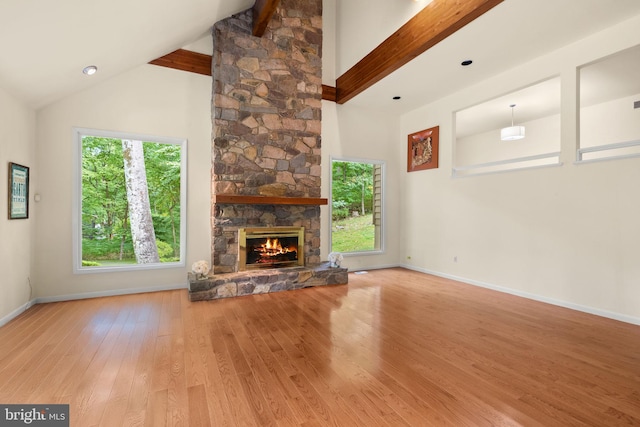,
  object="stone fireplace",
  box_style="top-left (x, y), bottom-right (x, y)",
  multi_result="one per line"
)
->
top-left (239, 226), bottom-right (304, 270)
top-left (212, 203), bottom-right (321, 274)
top-left (187, 0), bottom-right (347, 302)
